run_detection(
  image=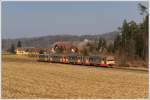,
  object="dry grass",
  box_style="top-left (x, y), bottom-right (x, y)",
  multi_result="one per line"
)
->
top-left (2, 55), bottom-right (148, 99)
